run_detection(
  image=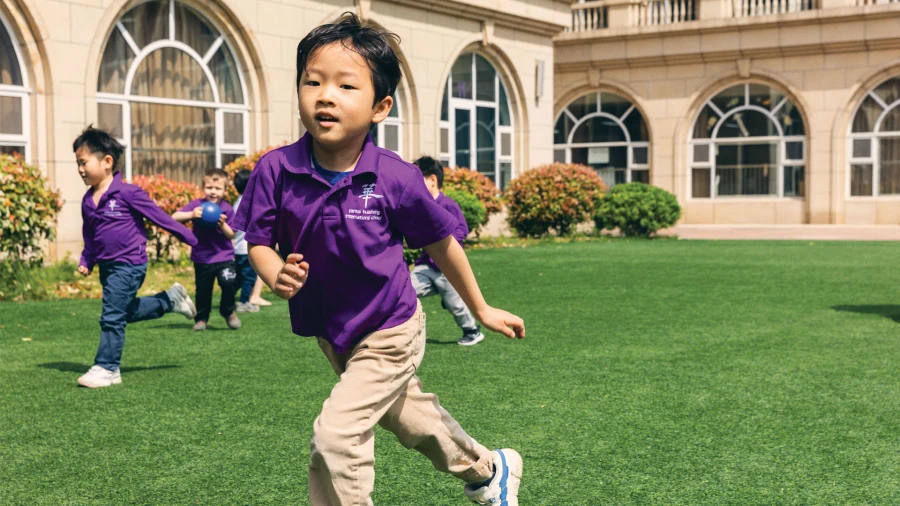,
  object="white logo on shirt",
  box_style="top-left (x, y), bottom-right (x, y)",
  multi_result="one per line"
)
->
top-left (360, 184), bottom-right (383, 209)
top-left (108, 200), bottom-right (118, 211)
